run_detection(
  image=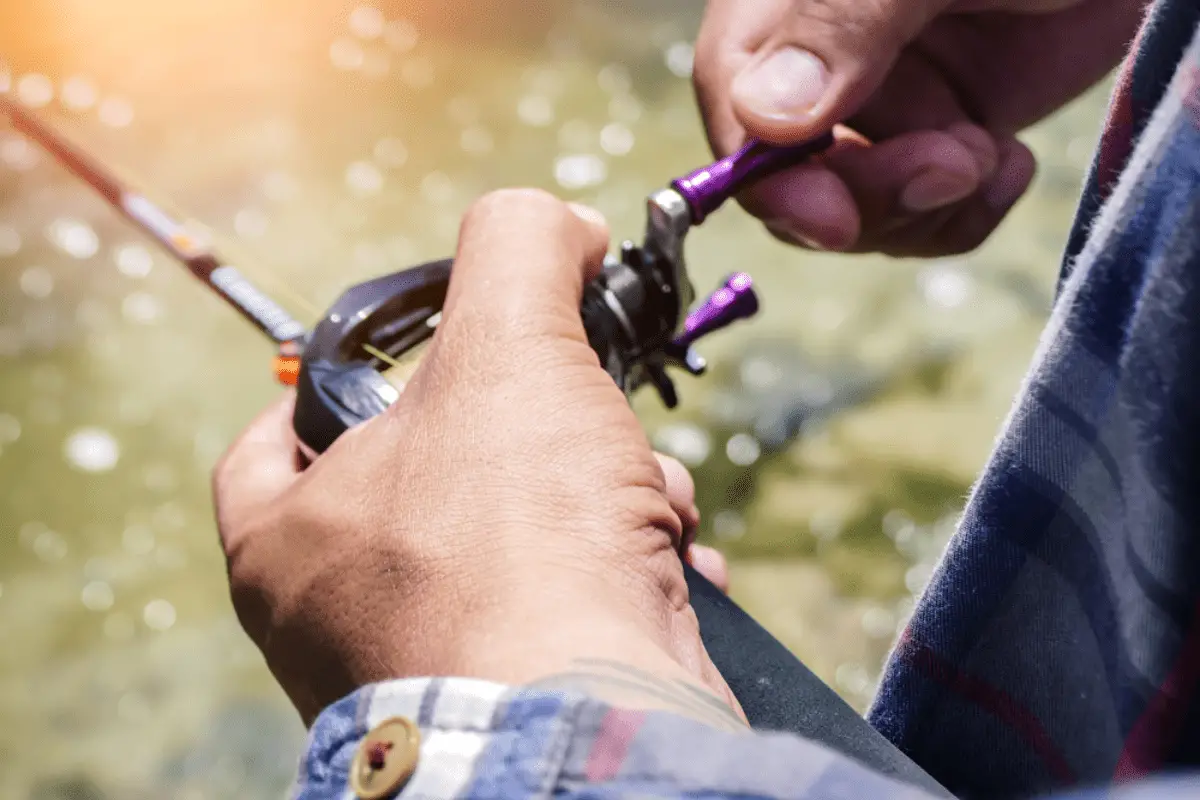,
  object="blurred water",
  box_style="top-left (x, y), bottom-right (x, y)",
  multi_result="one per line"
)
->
top-left (0, 0), bottom-right (1111, 796)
